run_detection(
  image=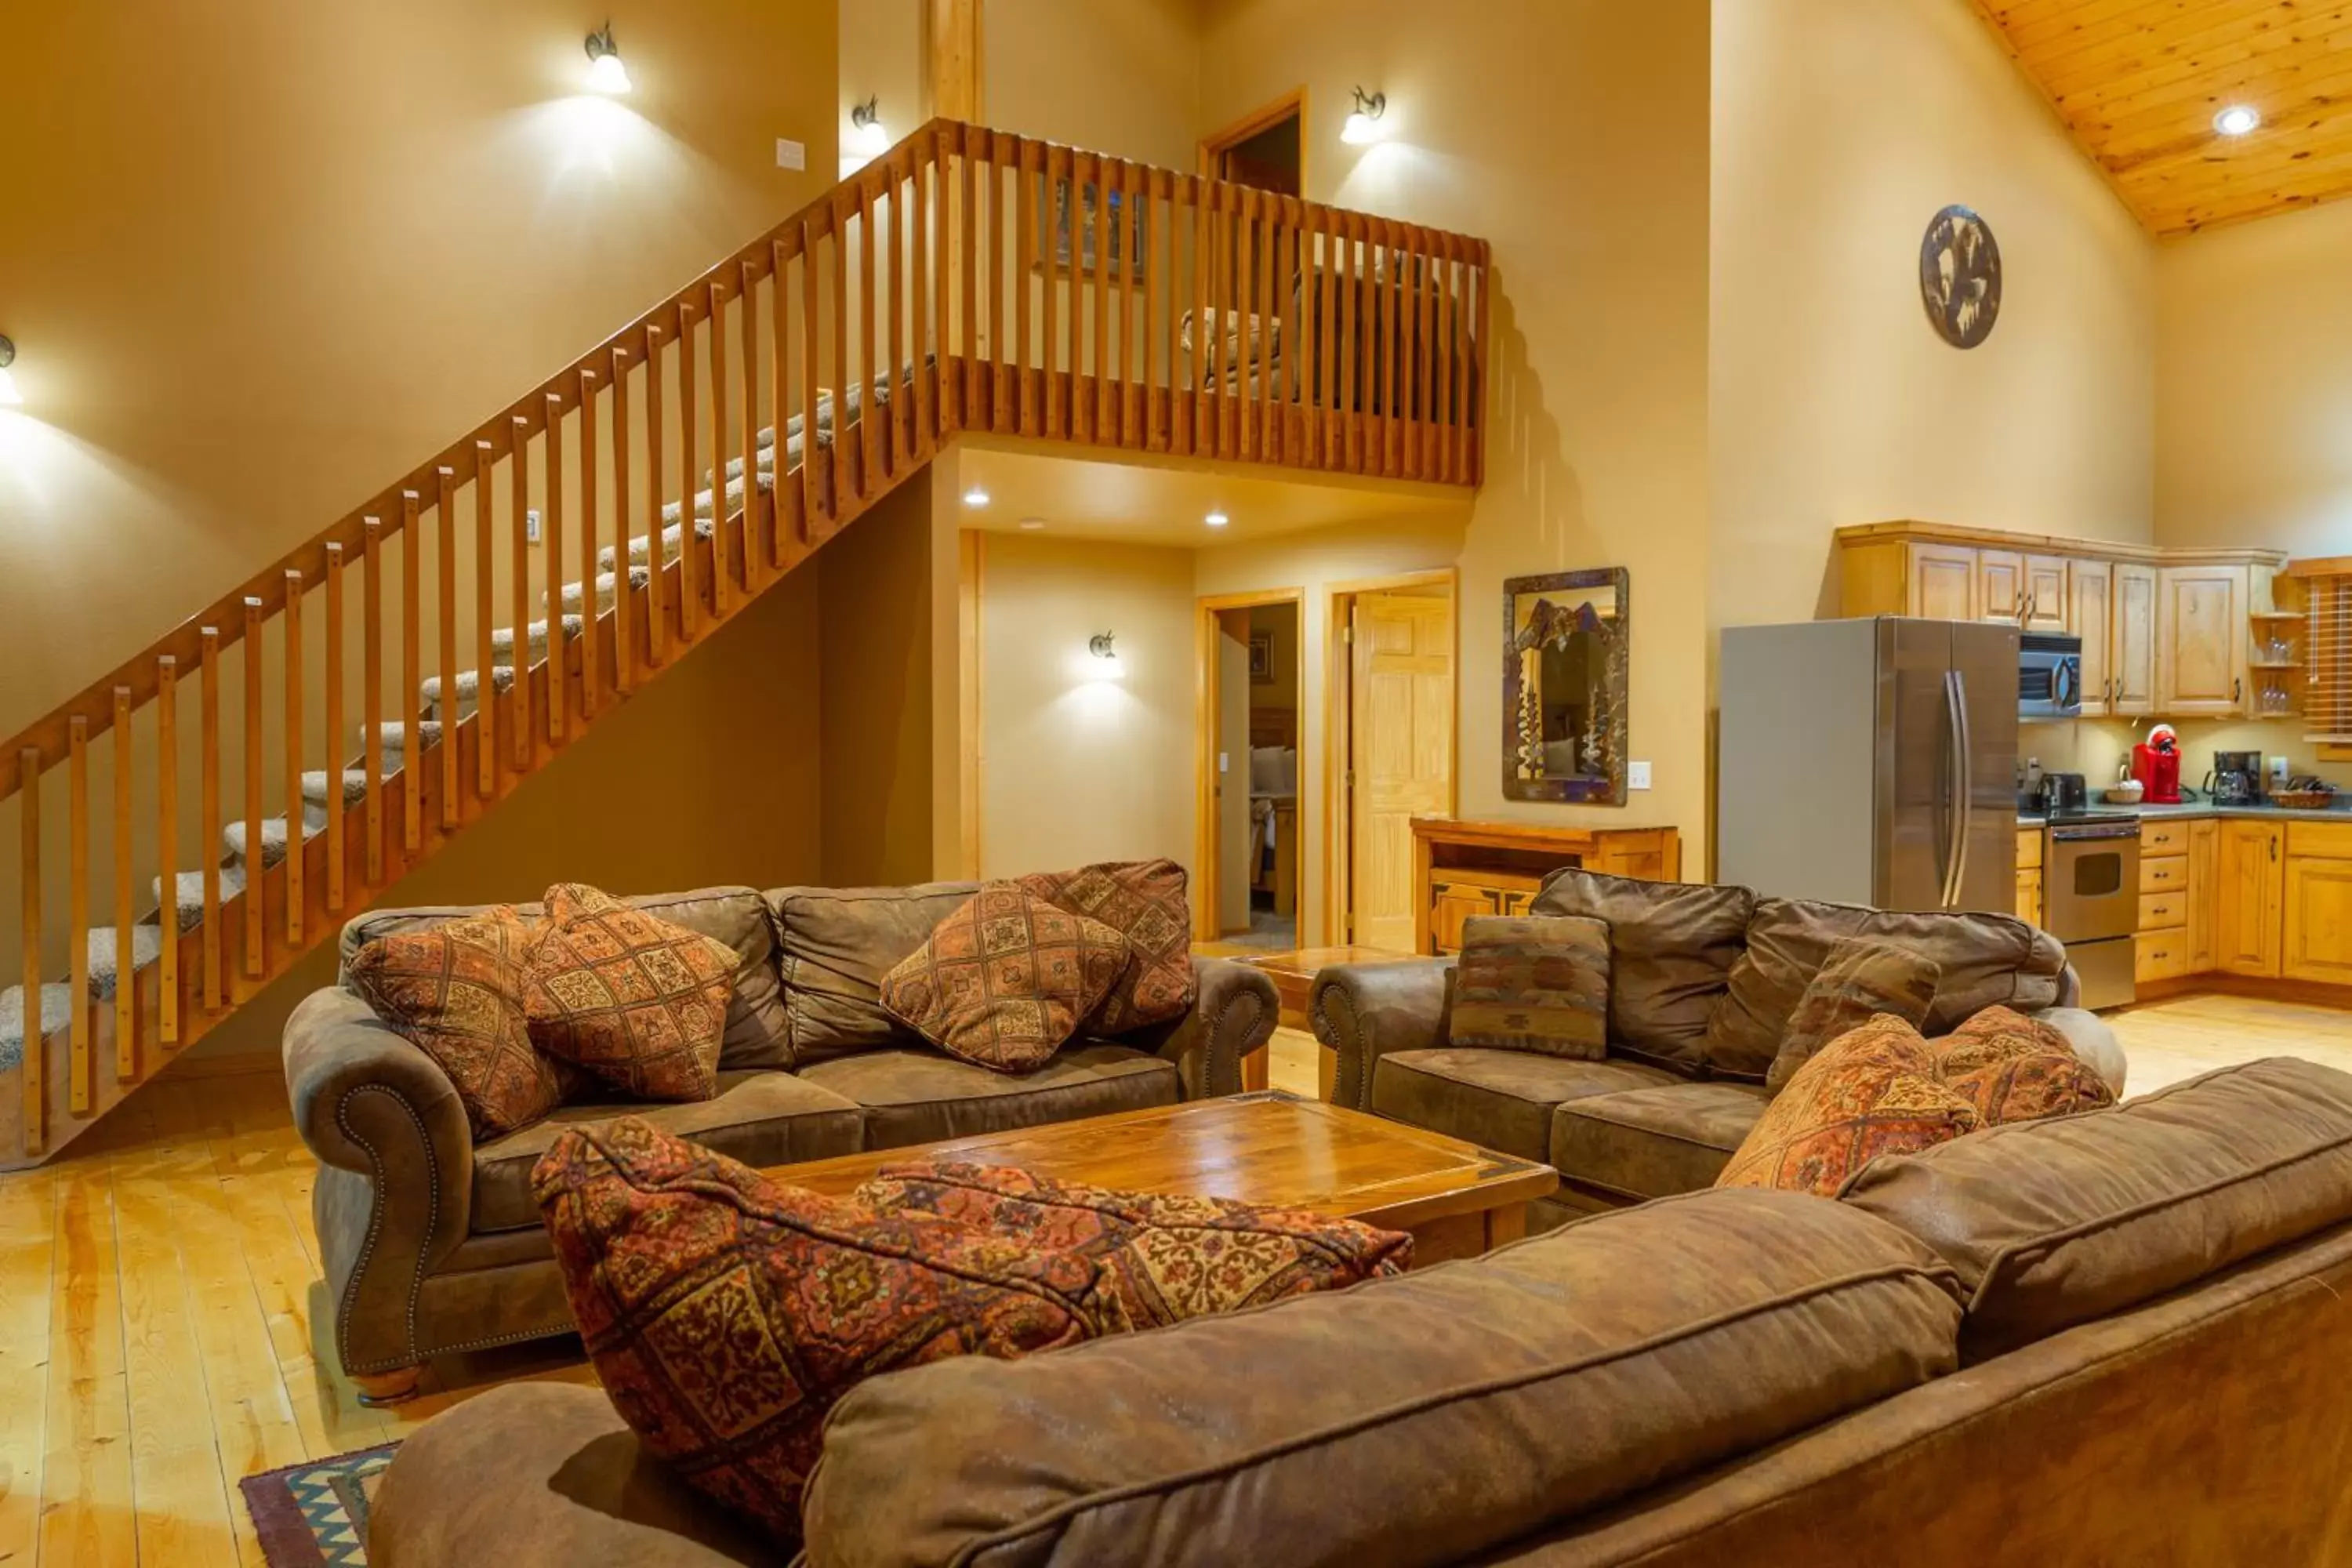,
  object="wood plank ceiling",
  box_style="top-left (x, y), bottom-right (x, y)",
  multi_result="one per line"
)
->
top-left (1971, 1), bottom-right (2352, 237)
